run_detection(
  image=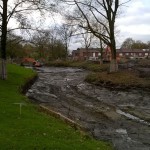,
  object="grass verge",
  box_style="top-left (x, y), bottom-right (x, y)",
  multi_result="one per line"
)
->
top-left (85, 71), bottom-right (150, 90)
top-left (0, 64), bottom-right (113, 150)
top-left (48, 60), bottom-right (109, 72)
